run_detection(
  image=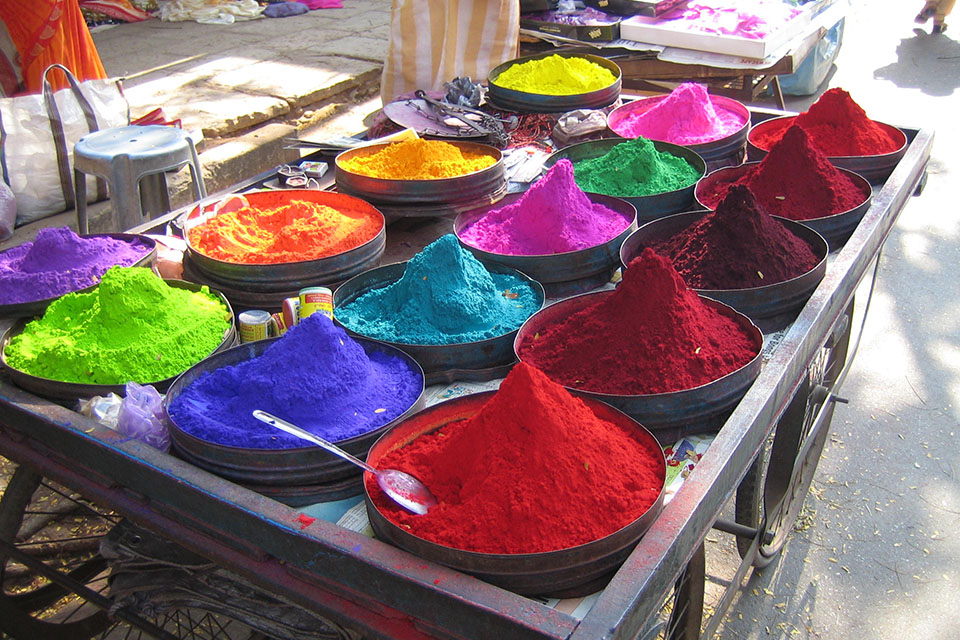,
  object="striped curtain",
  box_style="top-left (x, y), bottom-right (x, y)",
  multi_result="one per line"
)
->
top-left (381, 0), bottom-right (520, 105)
